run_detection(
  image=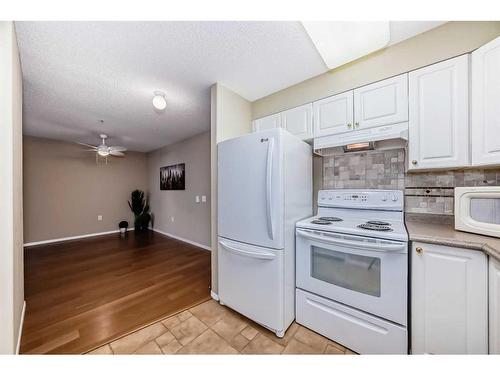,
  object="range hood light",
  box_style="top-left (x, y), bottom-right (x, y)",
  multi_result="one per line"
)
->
top-left (343, 142), bottom-right (374, 153)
